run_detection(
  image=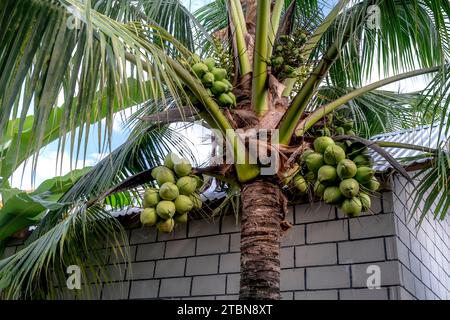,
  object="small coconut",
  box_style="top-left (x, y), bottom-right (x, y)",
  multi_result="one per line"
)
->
top-left (337, 159), bottom-right (357, 179)
top-left (151, 166), bottom-right (165, 180)
top-left (189, 193), bottom-right (203, 209)
top-left (364, 177), bottom-right (380, 192)
top-left (204, 57), bottom-right (215, 71)
top-left (324, 145), bottom-right (346, 165)
top-left (174, 213), bottom-right (188, 224)
top-left (324, 186), bottom-right (344, 205)
top-left (336, 127), bottom-right (345, 135)
top-left (211, 67), bottom-right (227, 81)
top-left (176, 176), bottom-right (197, 195)
top-left (174, 158), bottom-right (192, 177)
top-left (305, 171), bottom-right (317, 183)
top-left (174, 195), bottom-right (194, 213)
top-left (192, 62), bottom-right (209, 77)
top-left (156, 200), bottom-right (176, 219)
top-left (211, 80), bottom-right (228, 96)
top-left (305, 152), bottom-right (324, 172)
top-left (143, 188), bottom-right (160, 208)
top-left (154, 166), bottom-right (176, 185)
top-left (313, 136), bottom-right (335, 153)
top-left (140, 208), bottom-right (158, 226)
top-left (300, 149), bottom-right (315, 163)
top-left (355, 167), bottom-right (375, 184)
top-left (156, 218), bottom-right (175, 233)
top-left (335, 141), bottom-right (348, 153)
top-left (164, 152), bottom-right (180, 169)
top-left (293, 175), bottom-right (308, 194)
top-left (318, 165), bottom-right (338, 185)
top-left (314, 181), bottom-right (326, 198)
top-left (159, 182), bottom-right (179, 200)
top-left (339, 178), bottom-right (360, 198)
top-left (353, 154), bottom-right (374, 167)
top-left (359, 193), bottom-right (372, 211)
top-left (202, 72), bottom-right (215, 87)
top-left (342, 120), bottom-right (354, 131)
top-left (341, 198), bottom-right (362, 217)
